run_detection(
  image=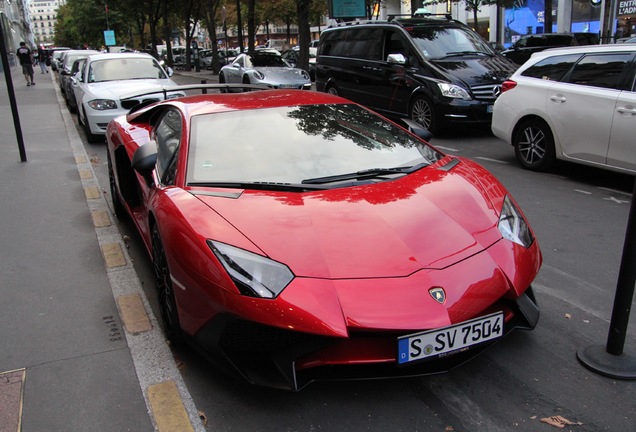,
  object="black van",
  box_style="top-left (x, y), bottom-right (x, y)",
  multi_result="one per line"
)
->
top-left (315, 15), bottom-right (517, 133)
